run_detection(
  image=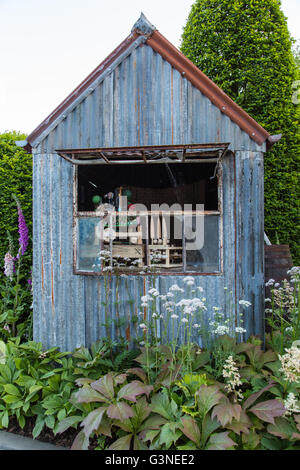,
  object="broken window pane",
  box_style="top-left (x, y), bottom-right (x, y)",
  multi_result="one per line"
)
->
top-left (77, 217), bottom-right (102, 272)
top-left (185, 215), bottom-right (220, 273)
